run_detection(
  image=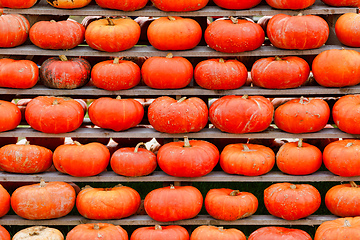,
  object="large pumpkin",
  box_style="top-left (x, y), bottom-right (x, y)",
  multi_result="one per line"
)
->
top-left (249, 226), bottom-right (312, 240)
top-left (274, 97), bottom-right (330, 133)
top-left (53, 142), bottom-right (110, 177)
top-left (212, 0), bottom-right (261, 9)
top-left (321, 0), bottom-right (360, 7)
top-left (88, 96), bottom-right (144, 131)
top-left (95, 0), bottom-right (148, 11)
top-left (190, 226), bottom-right (246, 240)
top-left (267, 13), bottom-right (329, 50)
top-left (46, 0), bottom-right (91, 9)
top-left (0, 0), bottom-right (37, 8)
top-left (315, 217), bottom-right (360, 240)
top-left (144, 185), bottom-right (203, 222)
top-left (205, 17), bottom-right (265, 53)
top-left (209, 95), bottom-right (274, 134)
top-left (335, 13), bottom-right (360, 47)
top-left (205, 188), bottom-right (258, 221)
top-left (91, 58), bottom-right (140, 91)
top-left (332, 95), bottom-right (360, 134)
top-left (251, 56), bottom-right (310, 89)
top-left (157, 136), bottom-right (219, 177)
top-left (194, 58), bottom-right (247, 90)
top-left (66, 223), bottom-right (128, 240)
top-left (264, 182), bottom-right (321, 220)
top-left (0, 100), bottom-right (21, 132)
top-left (11, 180), bottom-right (76, 220)
top-left (0, 58), bottom-right (38, 89)
top-left (265, 0), bottom-right (316, 9)
top-left (0, 142), bottom-right (52, 173)
top-left (220, 143), bottom-right (275, 176)
top-left (29, 20), bottom-right (85, 50)
top-left (40, 55), bottom-right (91, 89)
top-left (0, 185), bottom-right (10, 218)
top-left (151, 0), bottom-right (208, 11)
top-left (148, 96), bottom-right (208, 134)
top-left (142, 53), bottom-right (193, 89)
top-left (76, 184), bottom-right (141, 219)
top-left (0, 13), bottom-right (30, 48)
top-left (131, 225), bottom-right (189, 240)
top-left (25, 96), bottom-right (84, 134)
top-left (85, 17), bottom-right (140, 52)
top-left (312, 49), bottom-right (360, 87)
top-left (13, 226), bottom-right (64, 240)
